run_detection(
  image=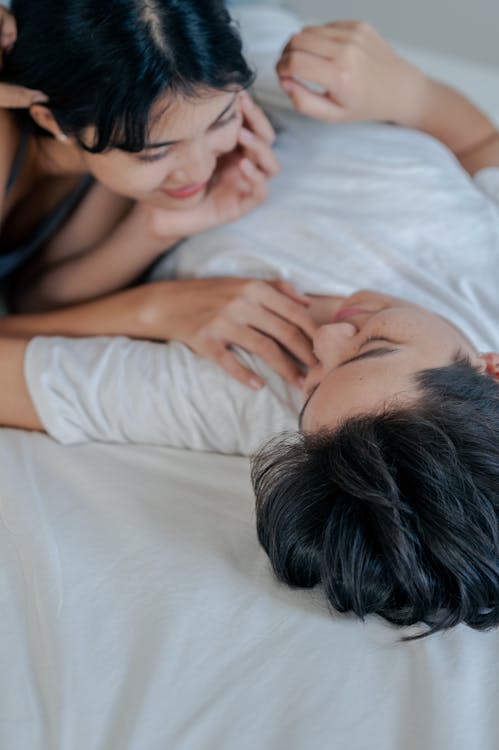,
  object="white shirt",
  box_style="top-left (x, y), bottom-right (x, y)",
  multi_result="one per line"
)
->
top-left (25, 112), bottom-right (499, 455)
